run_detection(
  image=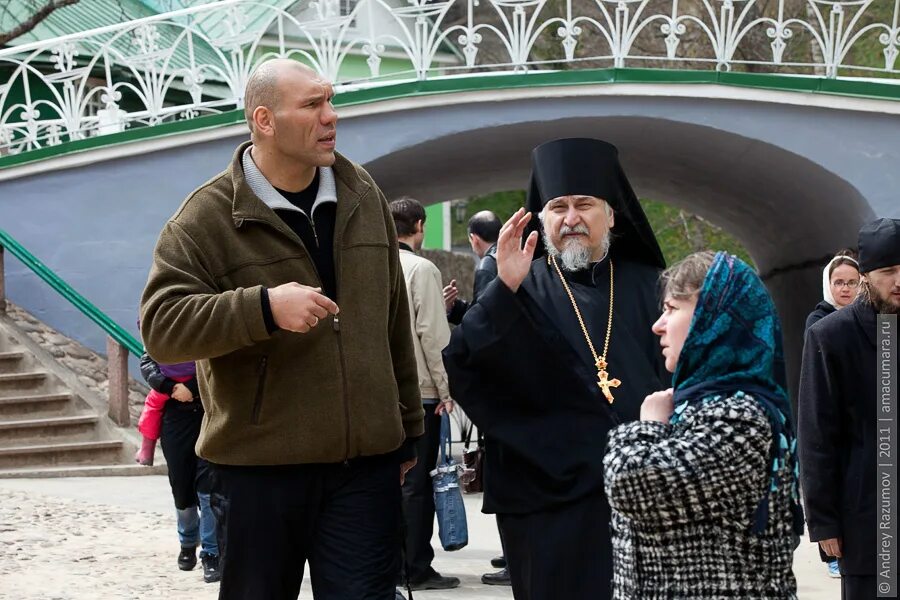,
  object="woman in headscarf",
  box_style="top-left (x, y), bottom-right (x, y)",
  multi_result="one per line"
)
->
top-left (805, 249), bottom-right (860, 331)
top-left (802, 248), bottom-right (859, 579)
top-left (603, 251), bottom-right (802, 599)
